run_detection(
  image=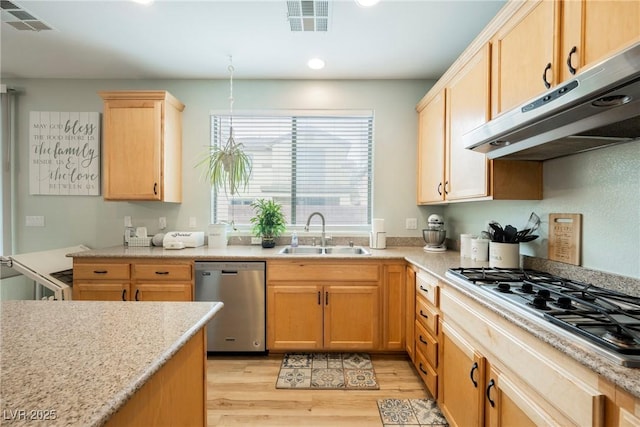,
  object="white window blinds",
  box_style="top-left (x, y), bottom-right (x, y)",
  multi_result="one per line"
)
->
top-left (210, 111), bottom-right (373, 228)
